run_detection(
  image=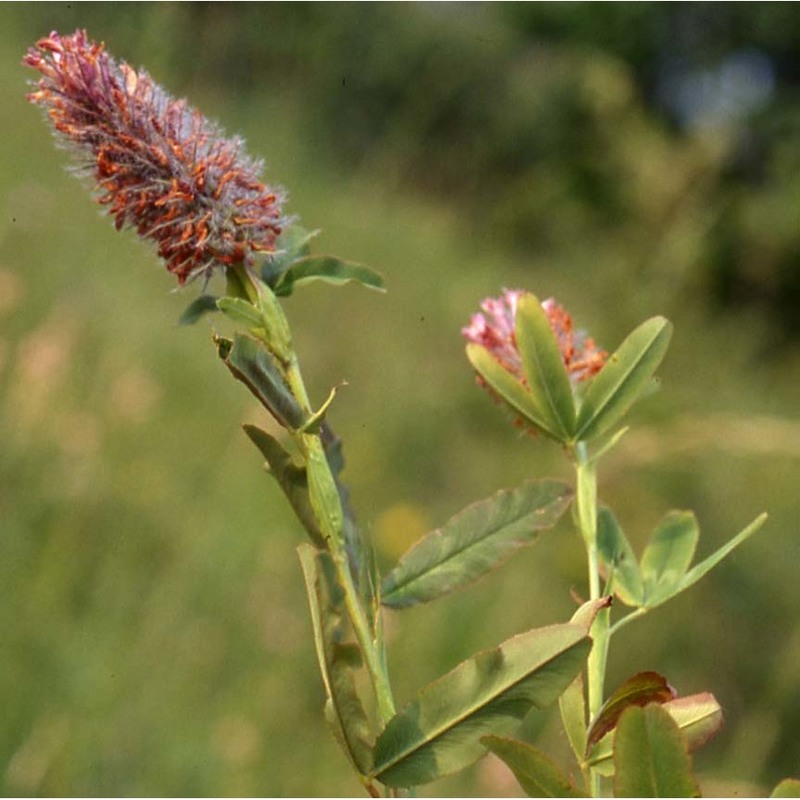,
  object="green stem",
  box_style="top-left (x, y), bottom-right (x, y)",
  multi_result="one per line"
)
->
top-left (286, 357), bottom-right (395, 723)
top-left (573, 442), bottom-right (609, 797)
top-left (574, 444), bottom-right (599, 601)
top-left (286, 353), bottom-right (396, 725)
top-left (609, 606), bottom-right (648, 637)
top-left (234, 265), bottom-right (396, 727)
